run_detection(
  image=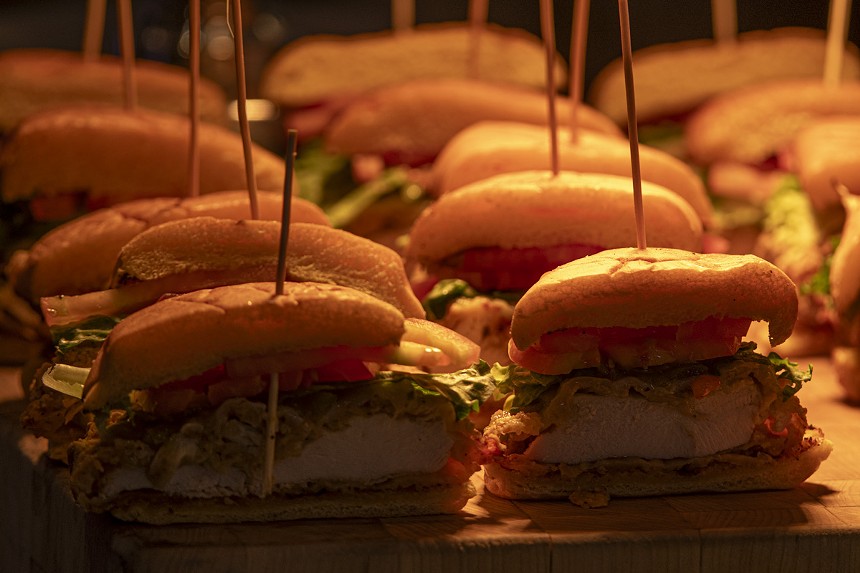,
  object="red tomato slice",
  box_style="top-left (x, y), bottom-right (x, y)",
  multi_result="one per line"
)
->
top-left (440, 244), bottom-right (603, 291)
top-left (514, 316), bottom-right (752, 374)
